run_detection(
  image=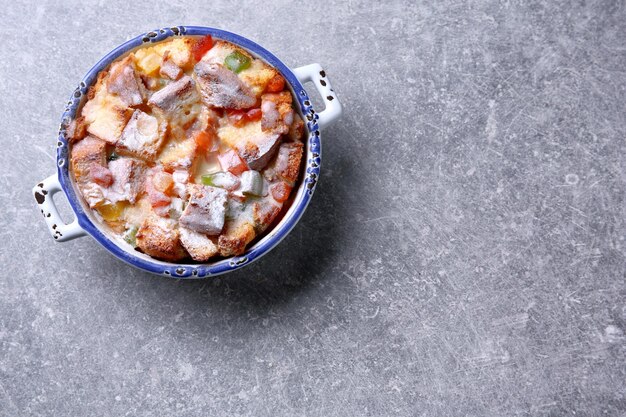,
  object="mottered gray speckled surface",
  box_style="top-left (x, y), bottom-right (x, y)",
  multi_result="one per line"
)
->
top-left (1, 1), bottom-right (625, 416)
